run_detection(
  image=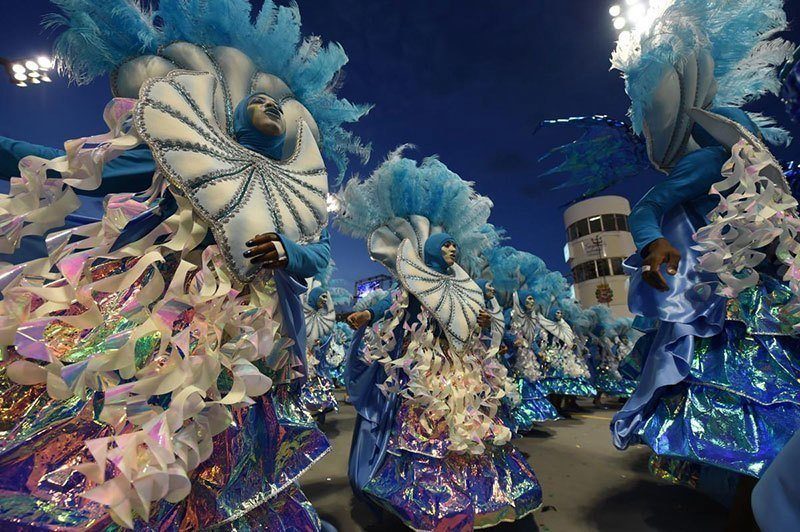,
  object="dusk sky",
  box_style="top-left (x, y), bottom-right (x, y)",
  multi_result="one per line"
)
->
top-left (2, 0), bottom-right (799, 293)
